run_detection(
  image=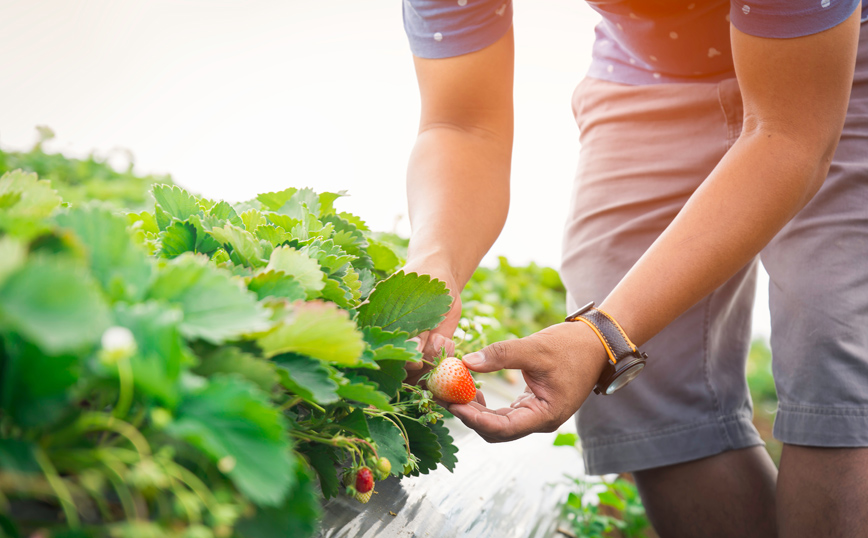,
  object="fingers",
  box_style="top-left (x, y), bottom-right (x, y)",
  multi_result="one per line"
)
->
top-left (422, 332), bottom-right (455, 360)
top-left (448, 398), bottom-right (554, 442)
top-left (462, 336), bottom-right (542, 374)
